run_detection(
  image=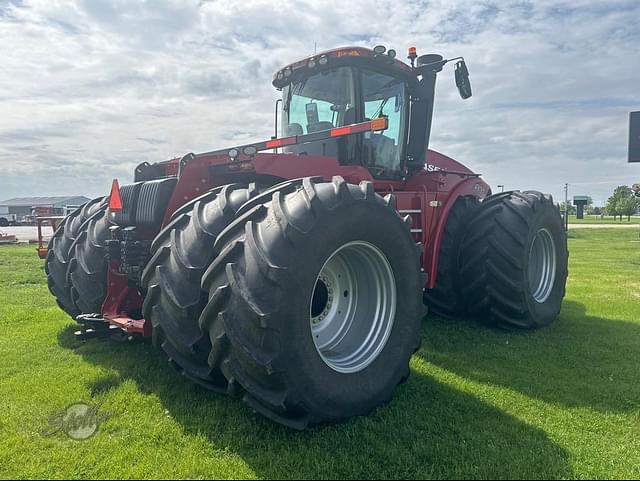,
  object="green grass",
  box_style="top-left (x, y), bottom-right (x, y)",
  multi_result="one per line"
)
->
top-left (1, 229), bottom-right (639, 479)
top-left (567, 214), bottom-right (640, 224)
